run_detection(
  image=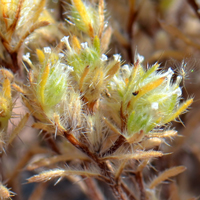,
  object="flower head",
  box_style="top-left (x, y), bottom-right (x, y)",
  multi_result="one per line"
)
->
top-left (103, 57), bottom-right (193, 137)
top-left (68, 0), bottom-right (106, 38)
